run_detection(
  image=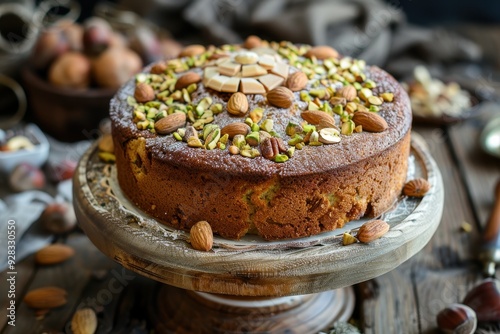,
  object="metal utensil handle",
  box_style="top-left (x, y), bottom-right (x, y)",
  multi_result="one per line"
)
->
top-left (0, 74), bottom-right (27, 129)
top-left (480, 180), bottom-right (500, 277)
